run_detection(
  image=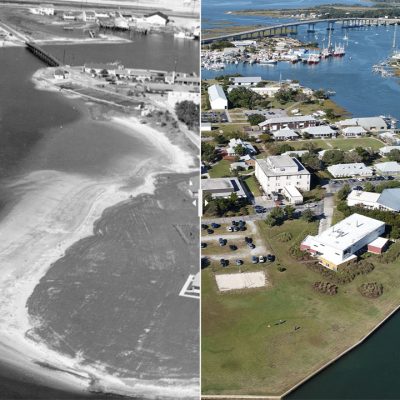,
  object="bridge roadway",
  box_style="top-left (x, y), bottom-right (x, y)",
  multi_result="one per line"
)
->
top-left (202, 17), bottom-right (400, 44)
top-left (25, 41), bottom-right (62, 67)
